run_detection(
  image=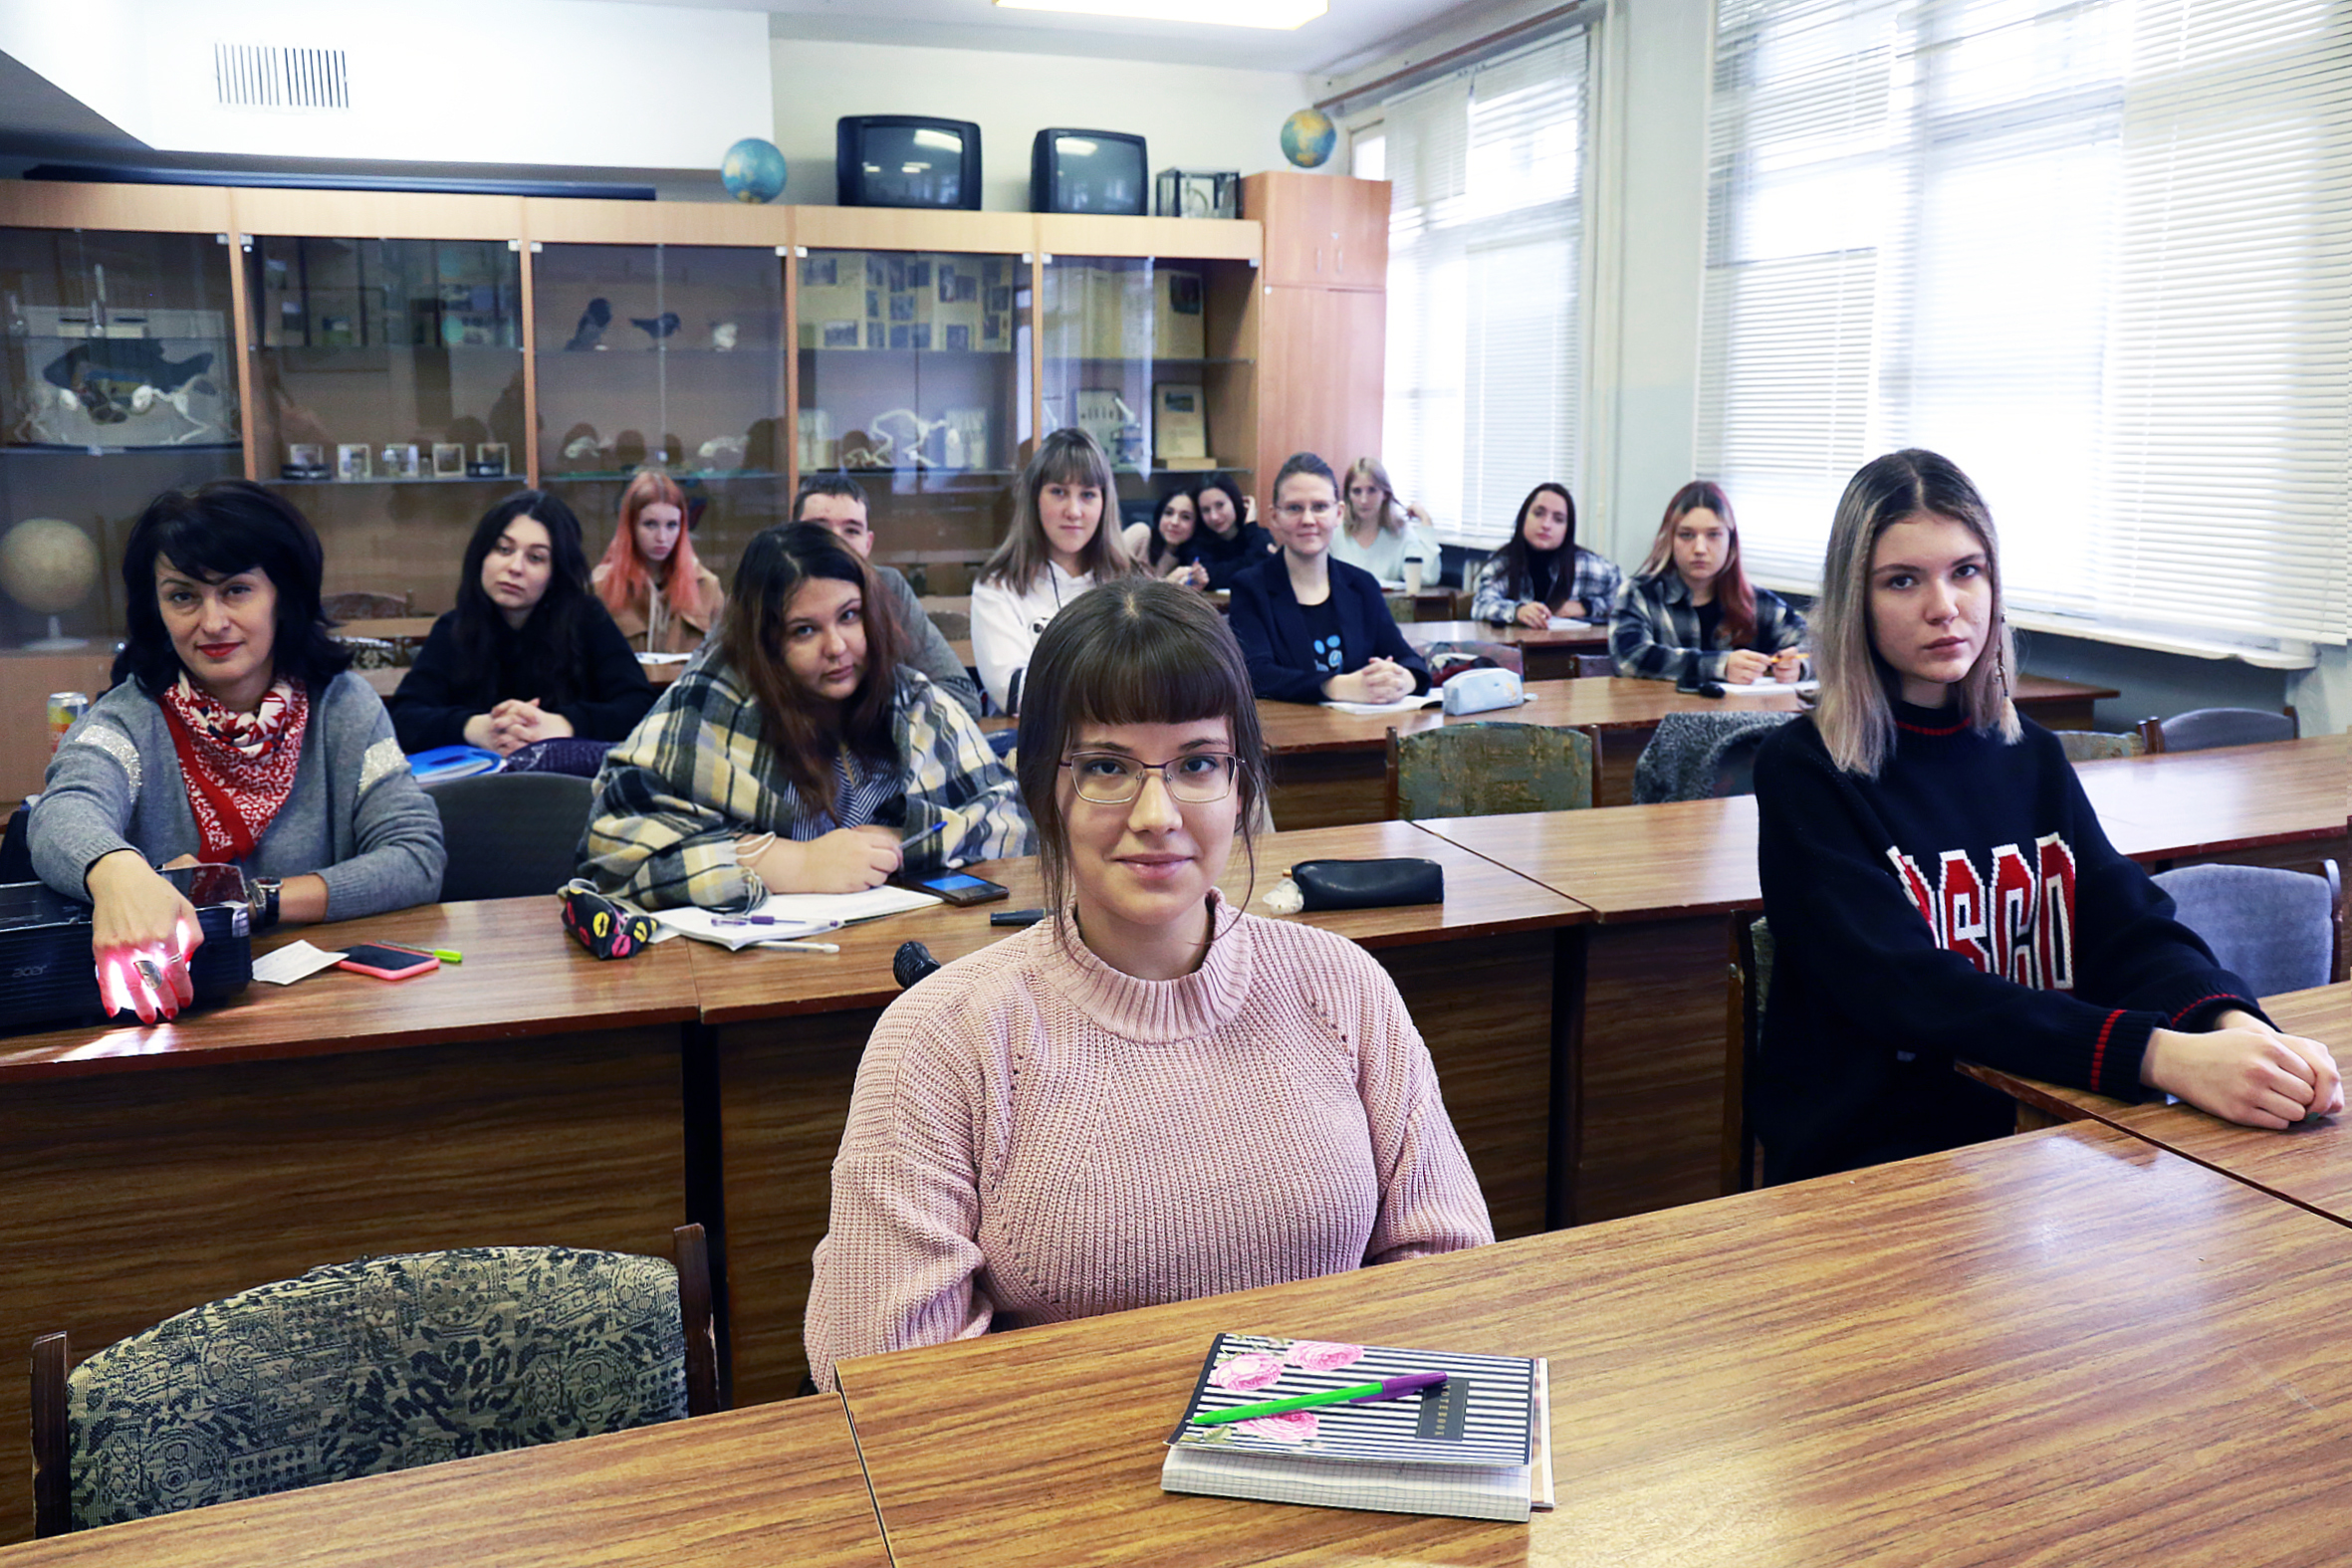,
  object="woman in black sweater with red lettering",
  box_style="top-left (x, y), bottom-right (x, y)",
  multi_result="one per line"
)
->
top-left (1751, 449), bottom-right (2339, 1183)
